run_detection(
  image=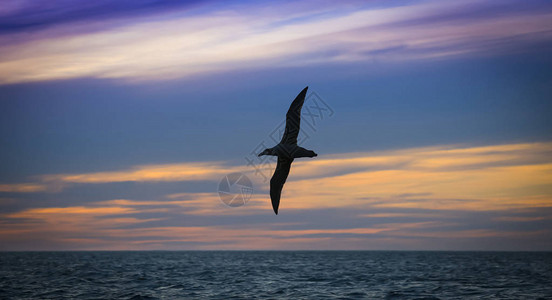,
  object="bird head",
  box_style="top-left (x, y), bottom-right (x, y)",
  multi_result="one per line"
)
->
top-left (258, 148), bottom-right (272, 157)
